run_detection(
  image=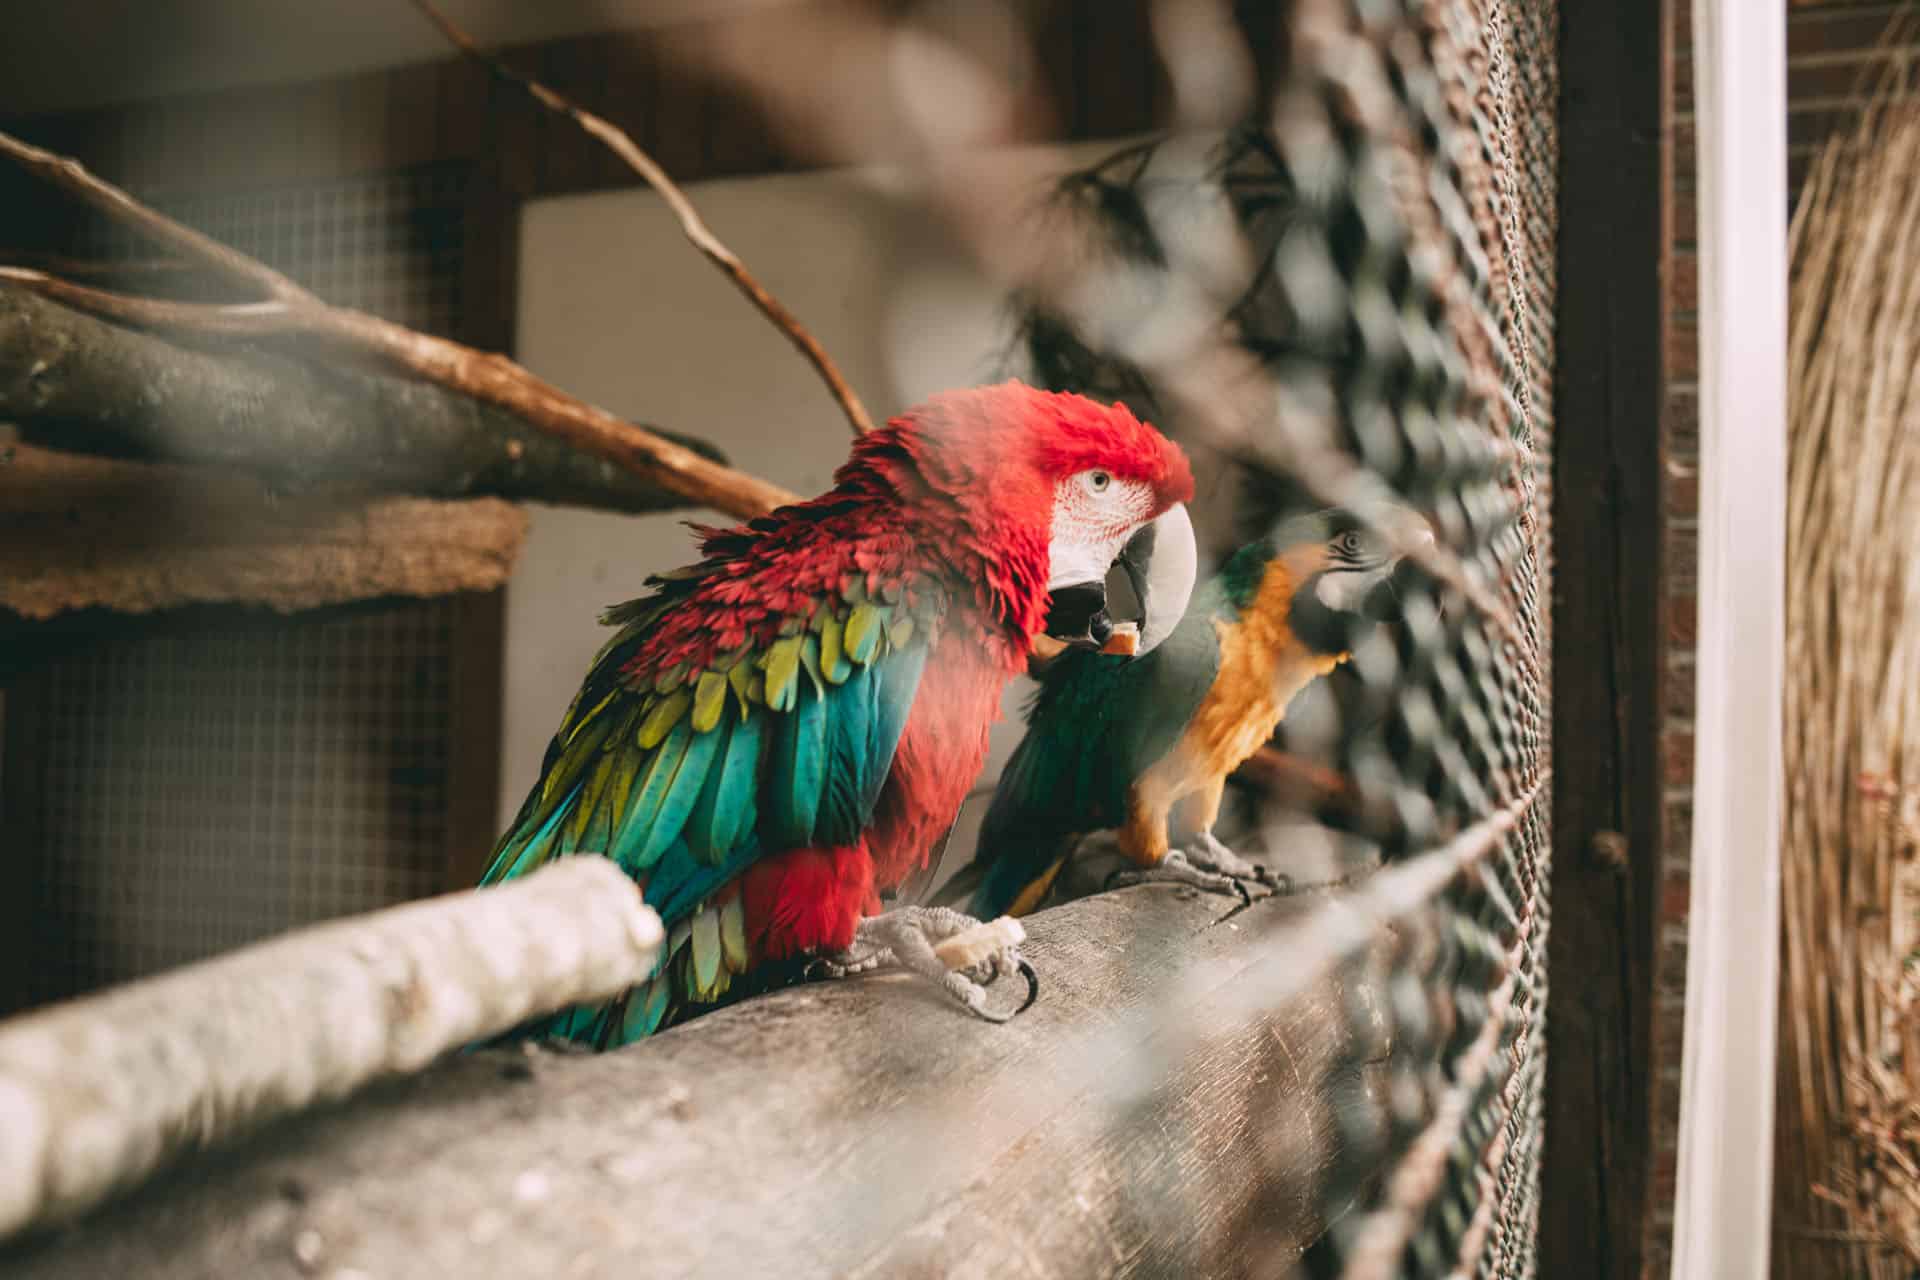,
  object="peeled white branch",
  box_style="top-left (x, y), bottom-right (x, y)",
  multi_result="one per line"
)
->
top-left (0, 857), bottom-right (663, 1244)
